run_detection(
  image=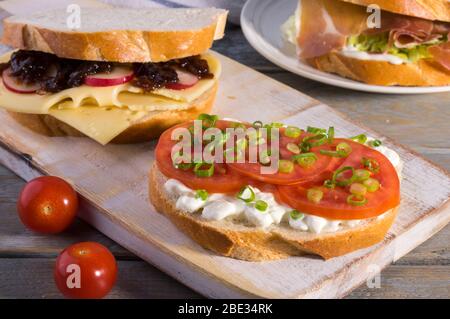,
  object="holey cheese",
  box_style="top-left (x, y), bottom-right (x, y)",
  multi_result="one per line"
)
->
top-left (0, 51), bottom-right (221, 144)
